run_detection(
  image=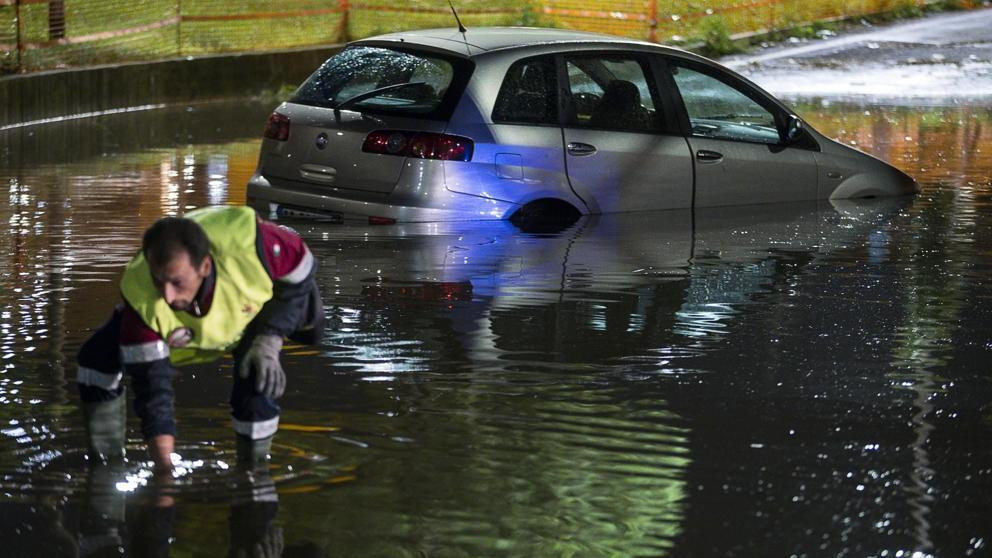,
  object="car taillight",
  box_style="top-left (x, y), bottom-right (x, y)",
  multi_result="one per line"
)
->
top-left (362, 130), bottom-right (473, 161)
top-left (263, 112), bottom-right (290, 141)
